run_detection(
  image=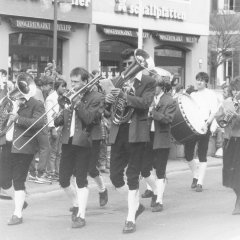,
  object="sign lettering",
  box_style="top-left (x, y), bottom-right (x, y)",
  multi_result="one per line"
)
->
top-left (115, 0), bottom-right (186, 21)
top-left (11, 19), bottom-right (73, 32)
